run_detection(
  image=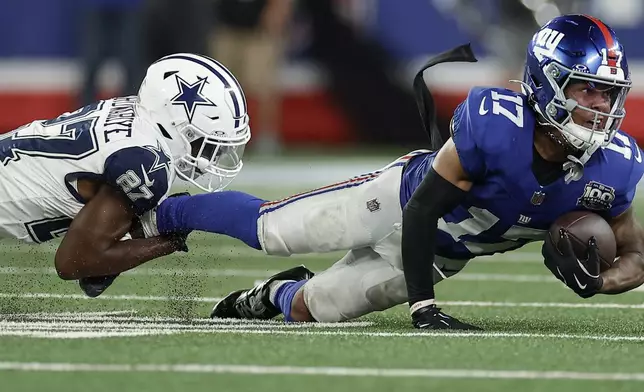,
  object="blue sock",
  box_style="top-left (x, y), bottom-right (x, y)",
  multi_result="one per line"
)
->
top-left (156, 191), bottom-right (266, 249)
top-left (273, 280), bottom-right (308, 322)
